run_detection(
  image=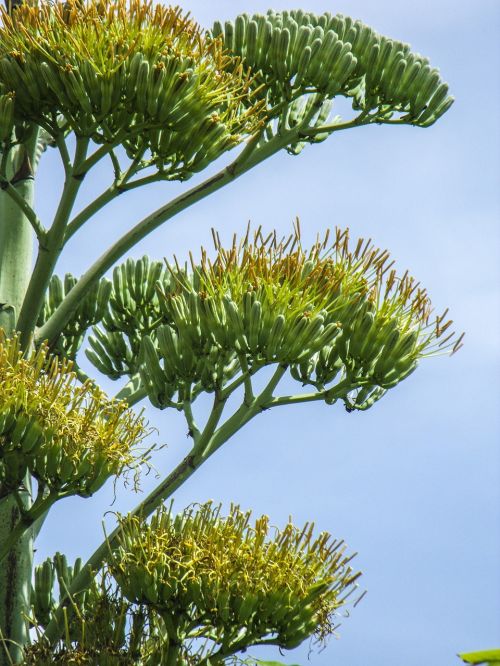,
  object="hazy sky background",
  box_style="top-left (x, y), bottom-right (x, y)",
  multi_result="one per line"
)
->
top-left (33, 1), bottom-right (499, 664)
